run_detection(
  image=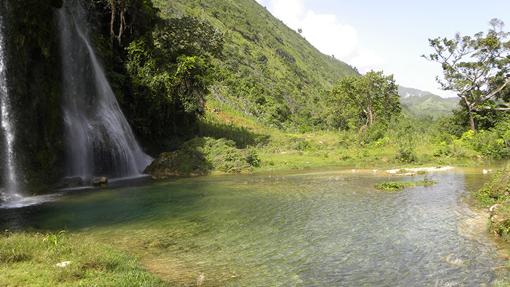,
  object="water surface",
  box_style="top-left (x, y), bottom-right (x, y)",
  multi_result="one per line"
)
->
top-left (1, 169), bottom-right (507, 286)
